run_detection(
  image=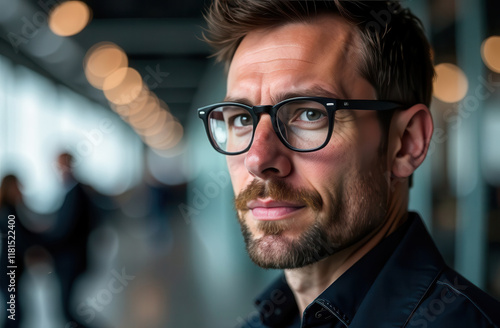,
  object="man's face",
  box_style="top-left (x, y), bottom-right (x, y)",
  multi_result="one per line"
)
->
top-left (226, 15), bottom-right (391, 269)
